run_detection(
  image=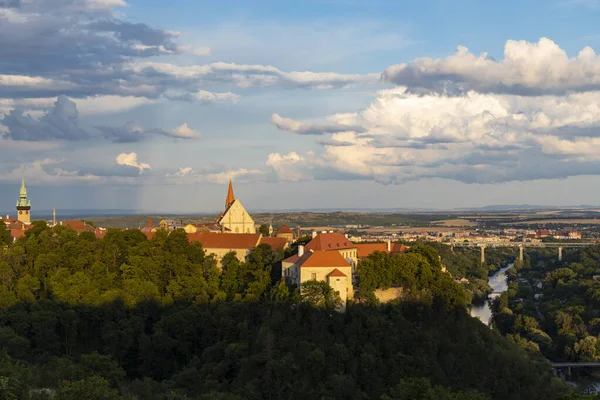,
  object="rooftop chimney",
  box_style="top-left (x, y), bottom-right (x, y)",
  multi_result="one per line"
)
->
top-left (312, 231), bottom-right (317, 239)
top-left (387, 240), bottom-right (391, 252)
top-left (298, 245), bottom-right (304, 257)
